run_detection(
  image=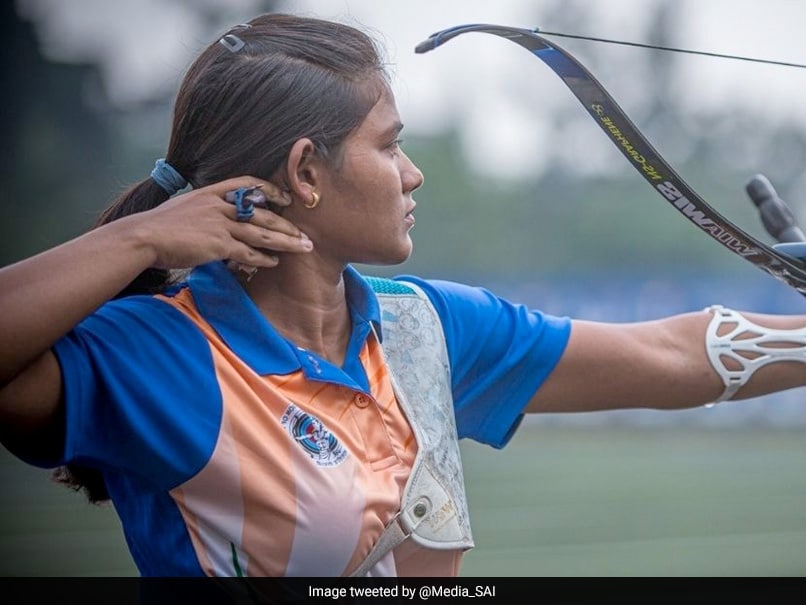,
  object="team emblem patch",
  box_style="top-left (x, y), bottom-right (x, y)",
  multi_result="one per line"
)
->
top-left (281, 404), bottom-right (348, 467)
